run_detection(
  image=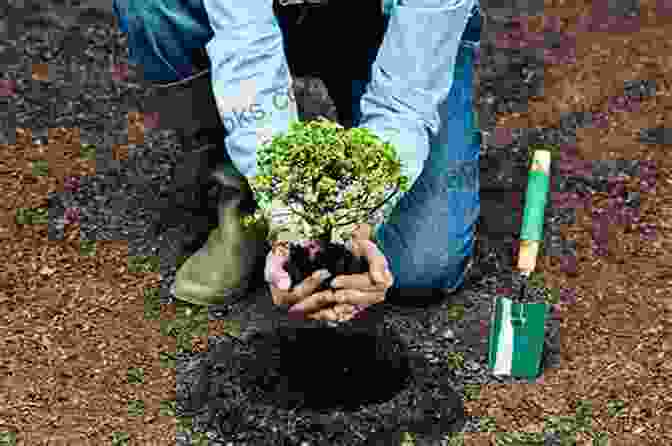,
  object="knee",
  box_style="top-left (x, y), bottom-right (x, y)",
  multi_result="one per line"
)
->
top-left (113, 0), bottom-right (163, 35)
